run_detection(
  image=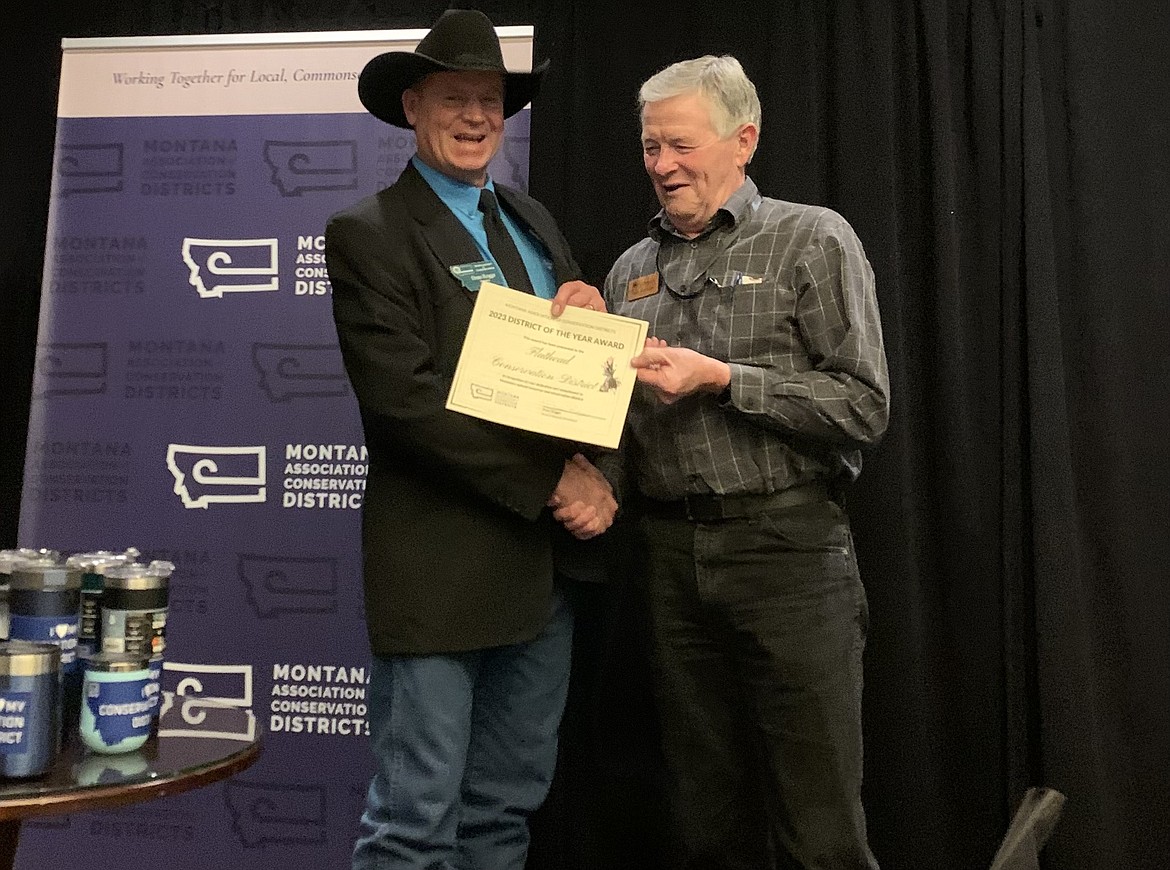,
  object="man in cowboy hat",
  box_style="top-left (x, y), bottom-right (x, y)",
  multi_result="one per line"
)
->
top-left (324, 8), bottom-right (615, 870)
